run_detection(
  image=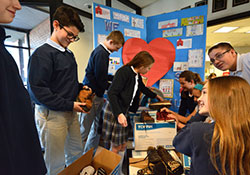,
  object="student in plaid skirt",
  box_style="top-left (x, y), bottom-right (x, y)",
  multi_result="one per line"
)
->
top-left (102, 51), bottom-right (164, 174)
